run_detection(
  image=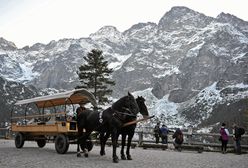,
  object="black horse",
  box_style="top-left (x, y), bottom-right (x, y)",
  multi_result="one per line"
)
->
top-left (99, 96), bottom-right (149, 160)
top-left (119, 96), bottom-right (149, 160)
top-left (77, 92), bottom-right (139, 163)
